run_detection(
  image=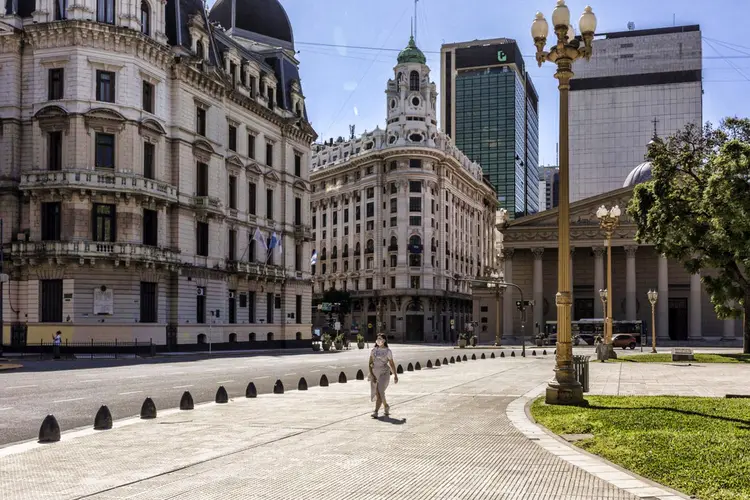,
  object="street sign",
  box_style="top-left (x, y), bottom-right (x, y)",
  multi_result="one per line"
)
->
top-left (334, 321), bottom-right (341, 331)
top-left (367, 323), bottom-right (373, 329)
top-left (450, 319), bottom-right (455, 326)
